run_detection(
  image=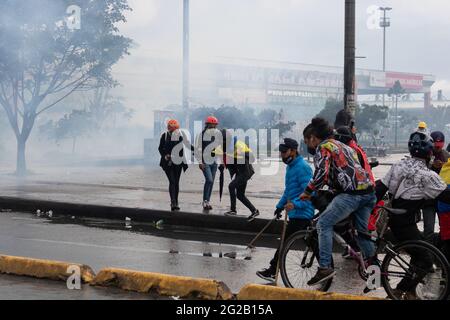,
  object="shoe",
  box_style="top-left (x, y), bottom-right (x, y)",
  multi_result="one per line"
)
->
top-left (342, 247), bottom-right (351, 259)
top-left (256, 267), bottom-right (276, 282)
top-left (365, 255), bottom-right (381, 268)
top-left (224, 210), bottom-right (237, 216)
top-left (202, 201), bottom-right (211, 211)
top-left (307, 267), bottom-right (336, 286)
top-left (247, 210), bottom-right (260, 222)
top-left (390, 288), bottom-right (418, 300)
